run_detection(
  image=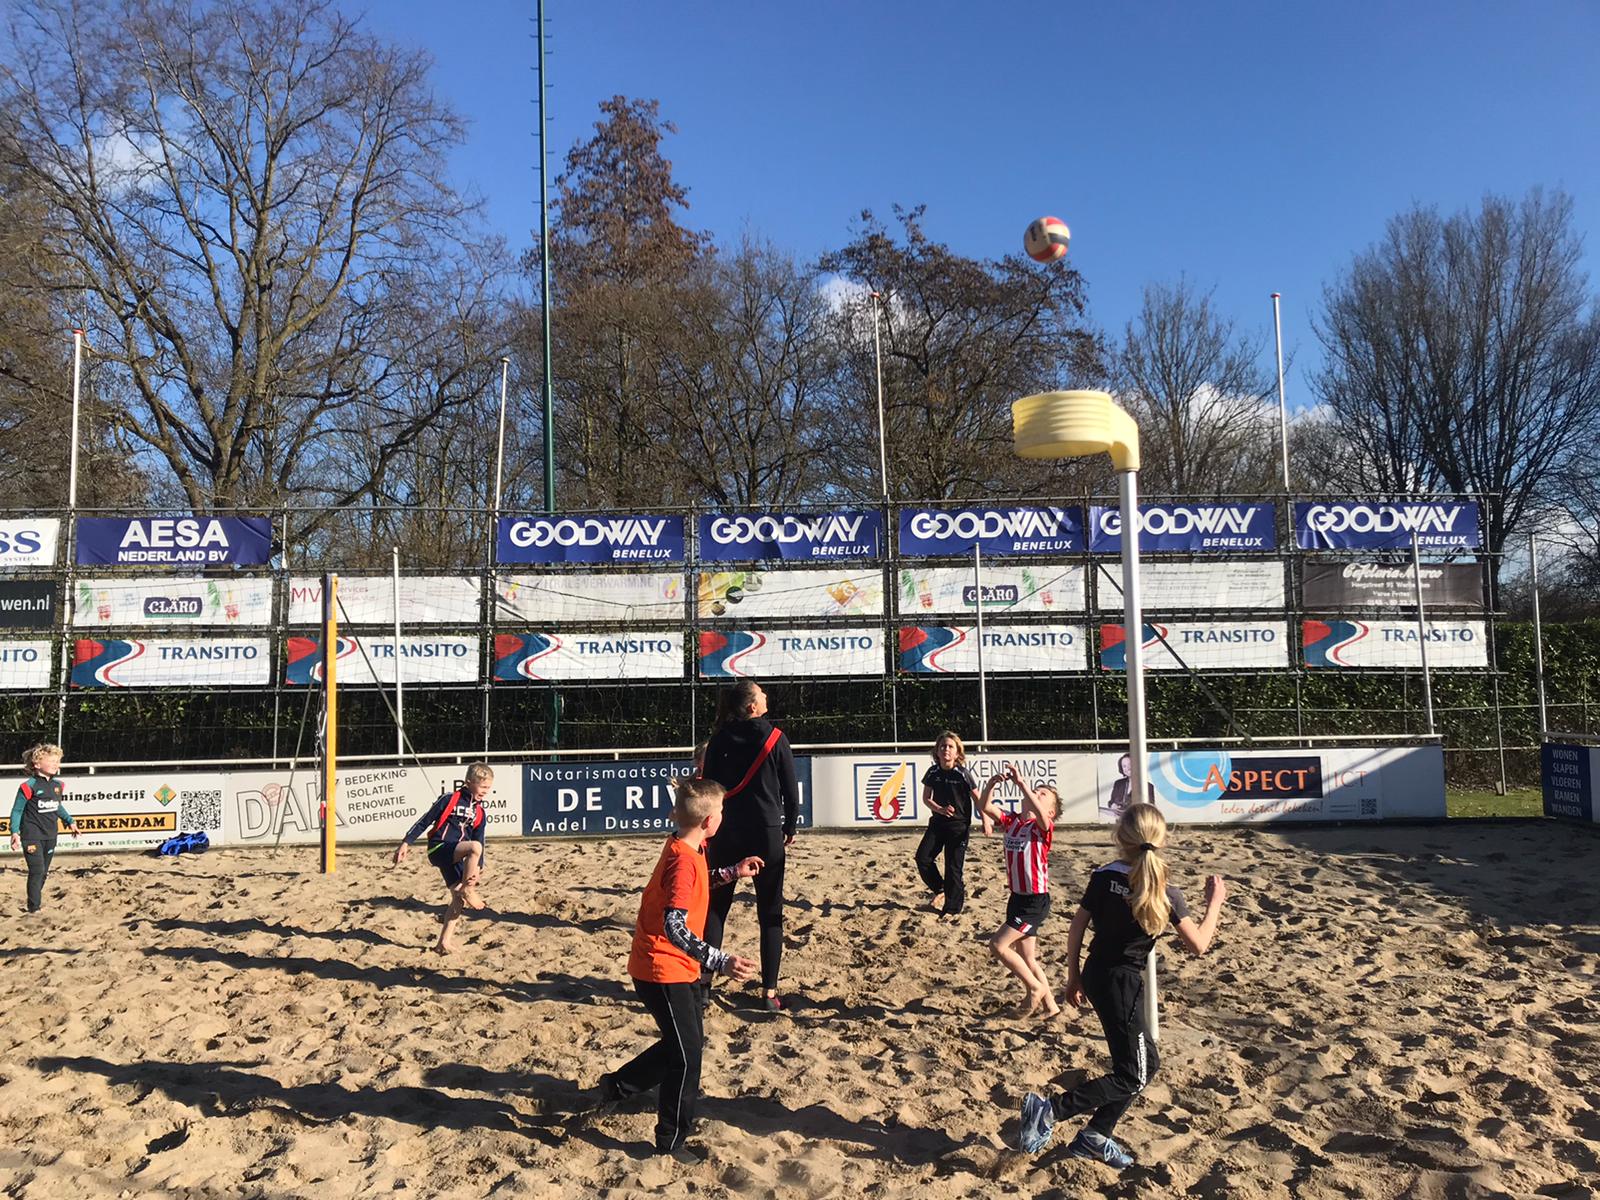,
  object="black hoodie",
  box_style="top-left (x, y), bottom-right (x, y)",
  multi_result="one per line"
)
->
top-left (703, 717), bottom-right (800, 838)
